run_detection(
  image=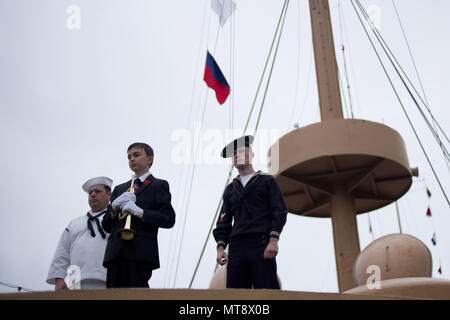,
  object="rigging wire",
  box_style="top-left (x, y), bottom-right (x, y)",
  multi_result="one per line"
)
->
top-left (292, 47), bottom-right (314, 128)
top-left (391, 0), bottom-right (431, 118)
top-left (189, 0), bottom-right (290, 288)
top-left (391, 0), bottom-right (449, 145)
top-left (230, 4), bottom-right (235, 133)
top-left (338, 0), bottom-right (355, 119)
top-left (254, 0), bottom-right (290, 133)
top-left (171, 10), bottom-right (225, 288)
top-left (188, 166), bottom-right (234, 289)
top-left (391, 0), bottom-right (450, 173)
top-left (350, 0), bottom-right (449, 206)
top-left (163, 0), bottom-right (211, 289)
top-left (355, 0), bottom-right (450, 172)
top-left (354, 0), bottom-right (449, 158)
top-left (338, 0), bottom-right (363, 119)
top-left (286, 0), bottom-right (302, 132)
top-left (243, 0), bottom-right (289, 133)
top-left (338, 67), bottom-right (350, 119)
top-left (0, 280), bottom-right (33, 292)
top-left (354, 0), bottom-right (450, 171)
